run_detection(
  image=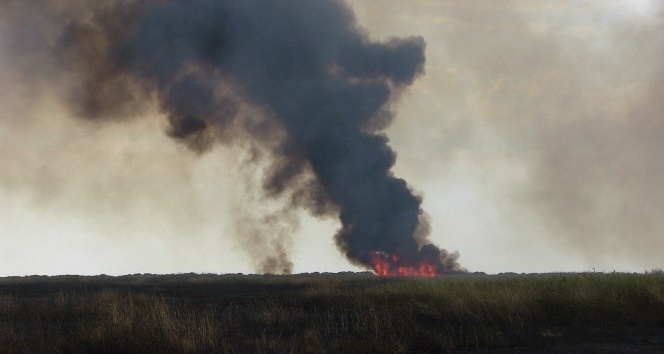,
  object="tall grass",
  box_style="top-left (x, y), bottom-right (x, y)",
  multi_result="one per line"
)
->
top-left (1, 272), bottom-right (662, 353)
